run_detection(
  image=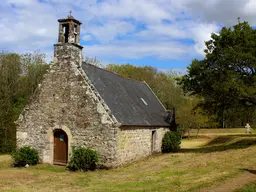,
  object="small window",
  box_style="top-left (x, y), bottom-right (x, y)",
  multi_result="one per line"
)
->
top-left (140, 98), bottom-right (148, 106)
